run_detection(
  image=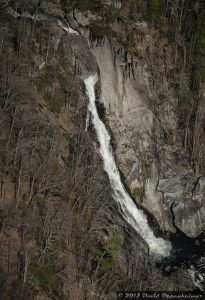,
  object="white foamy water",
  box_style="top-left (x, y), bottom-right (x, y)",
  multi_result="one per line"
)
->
top-left (84, 74), bottom-right (172, 258)
top-left (7, 7), bottom-right (79, 36)
top-left (85, 111), bottom-right (90, 132)
top-left (57, 20), bottom-right (79, 35)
